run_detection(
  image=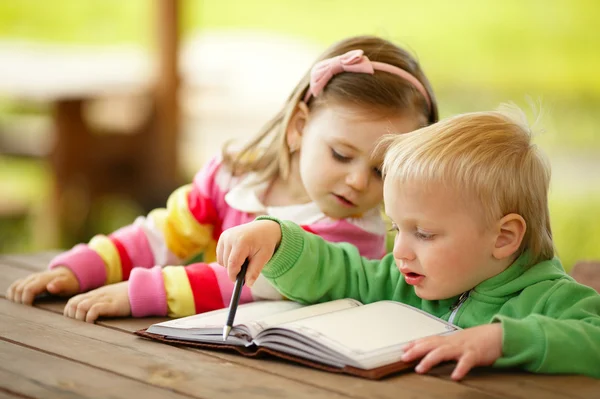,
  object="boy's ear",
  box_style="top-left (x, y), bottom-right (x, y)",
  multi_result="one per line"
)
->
top-left (492, 213), bottom-right (526, 260)
top-left (286, 102), bottom-right (309, 152)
